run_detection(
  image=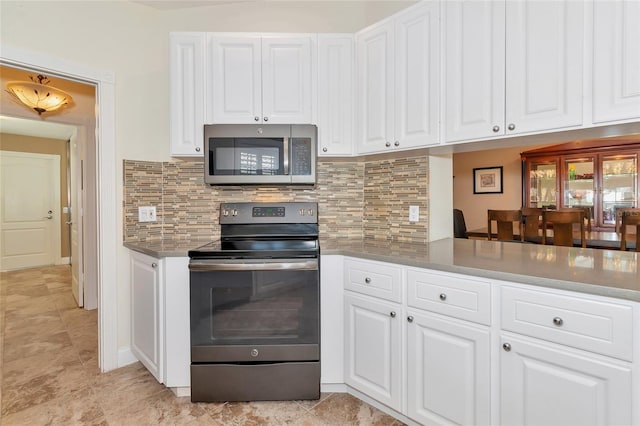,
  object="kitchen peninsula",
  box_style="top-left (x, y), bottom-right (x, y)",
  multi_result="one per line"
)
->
top-left (126, 236), bottom-right (640, 426)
